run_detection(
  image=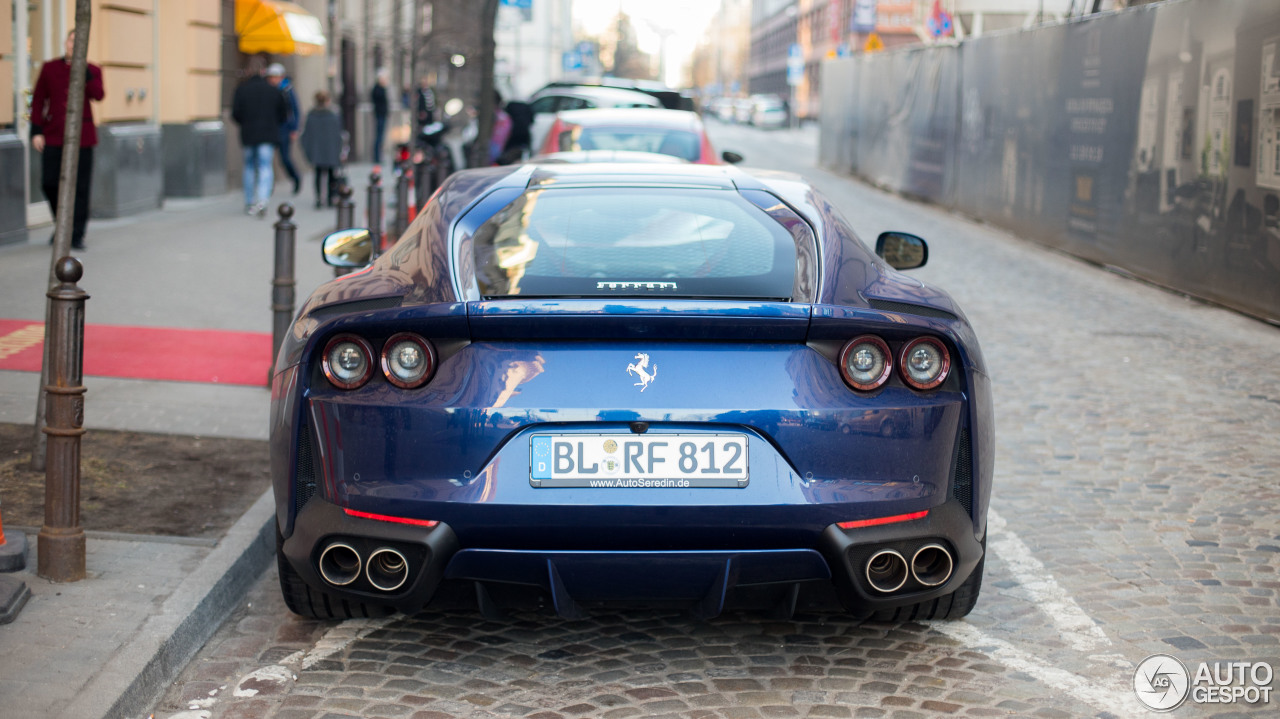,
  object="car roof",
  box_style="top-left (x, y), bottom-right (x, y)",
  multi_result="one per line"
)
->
top-left (552, 107), bottom-right (702, 130)
top-left (537, 78), bottom-right (696, 110)
top-left (530, 85), bottom-right (662, 106)
top-left (535, 150), bottom-right (689, 164)
top-left (522, 161), bottom-right (739, 189)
